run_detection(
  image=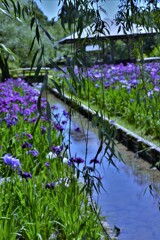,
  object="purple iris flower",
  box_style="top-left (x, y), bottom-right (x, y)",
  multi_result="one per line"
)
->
top-left (6, 119), bottom-right (13, 128)
top-left (62, 120), bottom-right (67, 125)
top-left (54, 123), bottom-right (64, 132)
top-left (40, 126), bottom-right (47, 134)
top-left (19, 171), bottom-right (32, 181)
top-left (28, 150), bottom-right (39, 157)
top-left (23, 108), bottom-right (32, 116)
top-left (154, 86), bottom-right (160, 92)
top-left (25, 133), bottom-right (33, 139)
top-left (104, 82), bottom-right (110, 89)
top-left (94, 72), bottom-right (103, 79)
top-left (29, 118), bottom-right (37, 123)
top-left (45, 162), bottom-right (50, 169)
top-left (130, 99), bottom-right (134, 103)
top-left (2, 154), bottom-right (21, 169)
top-left (74, 127), bottom-right (81, 132)
top-left (22, 142), bottom-right (33, 149)
top-left (45, 182), bottom-right (55, 189)
top-left (5, 116), bottom-right (18, 128)
top-left (51, 105), bottom-right (58, 110)
top-left (90, 158), bottom-right (100, 164)
top-left (147, 90), bottom-right (154, 97)
top-left (69, 157), bottom-right (84, 164)
top-left (54, 113), bottom-right (60, 119)
top-left (63, 110), bottom-right (69, 117)
top-left (52, 145), bottom-right (63, 155)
